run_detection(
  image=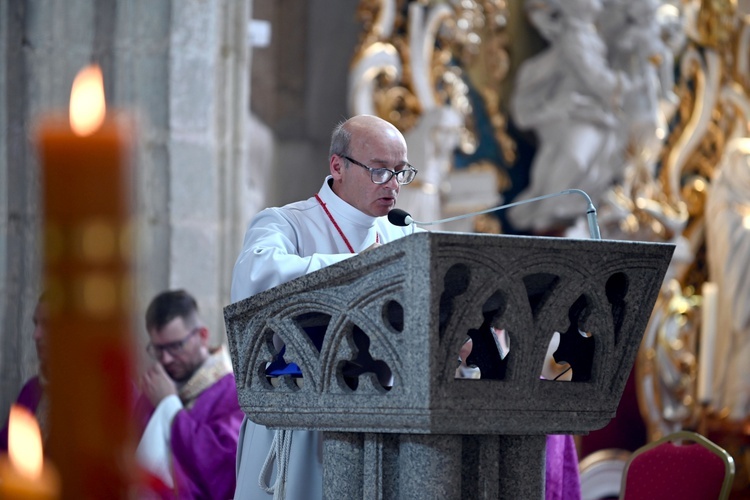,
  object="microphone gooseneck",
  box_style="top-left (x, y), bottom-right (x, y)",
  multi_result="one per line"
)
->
top-left (586, 208), bottom-right (601, 240)
top-left (387, 189), bottom-right (602, 240)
